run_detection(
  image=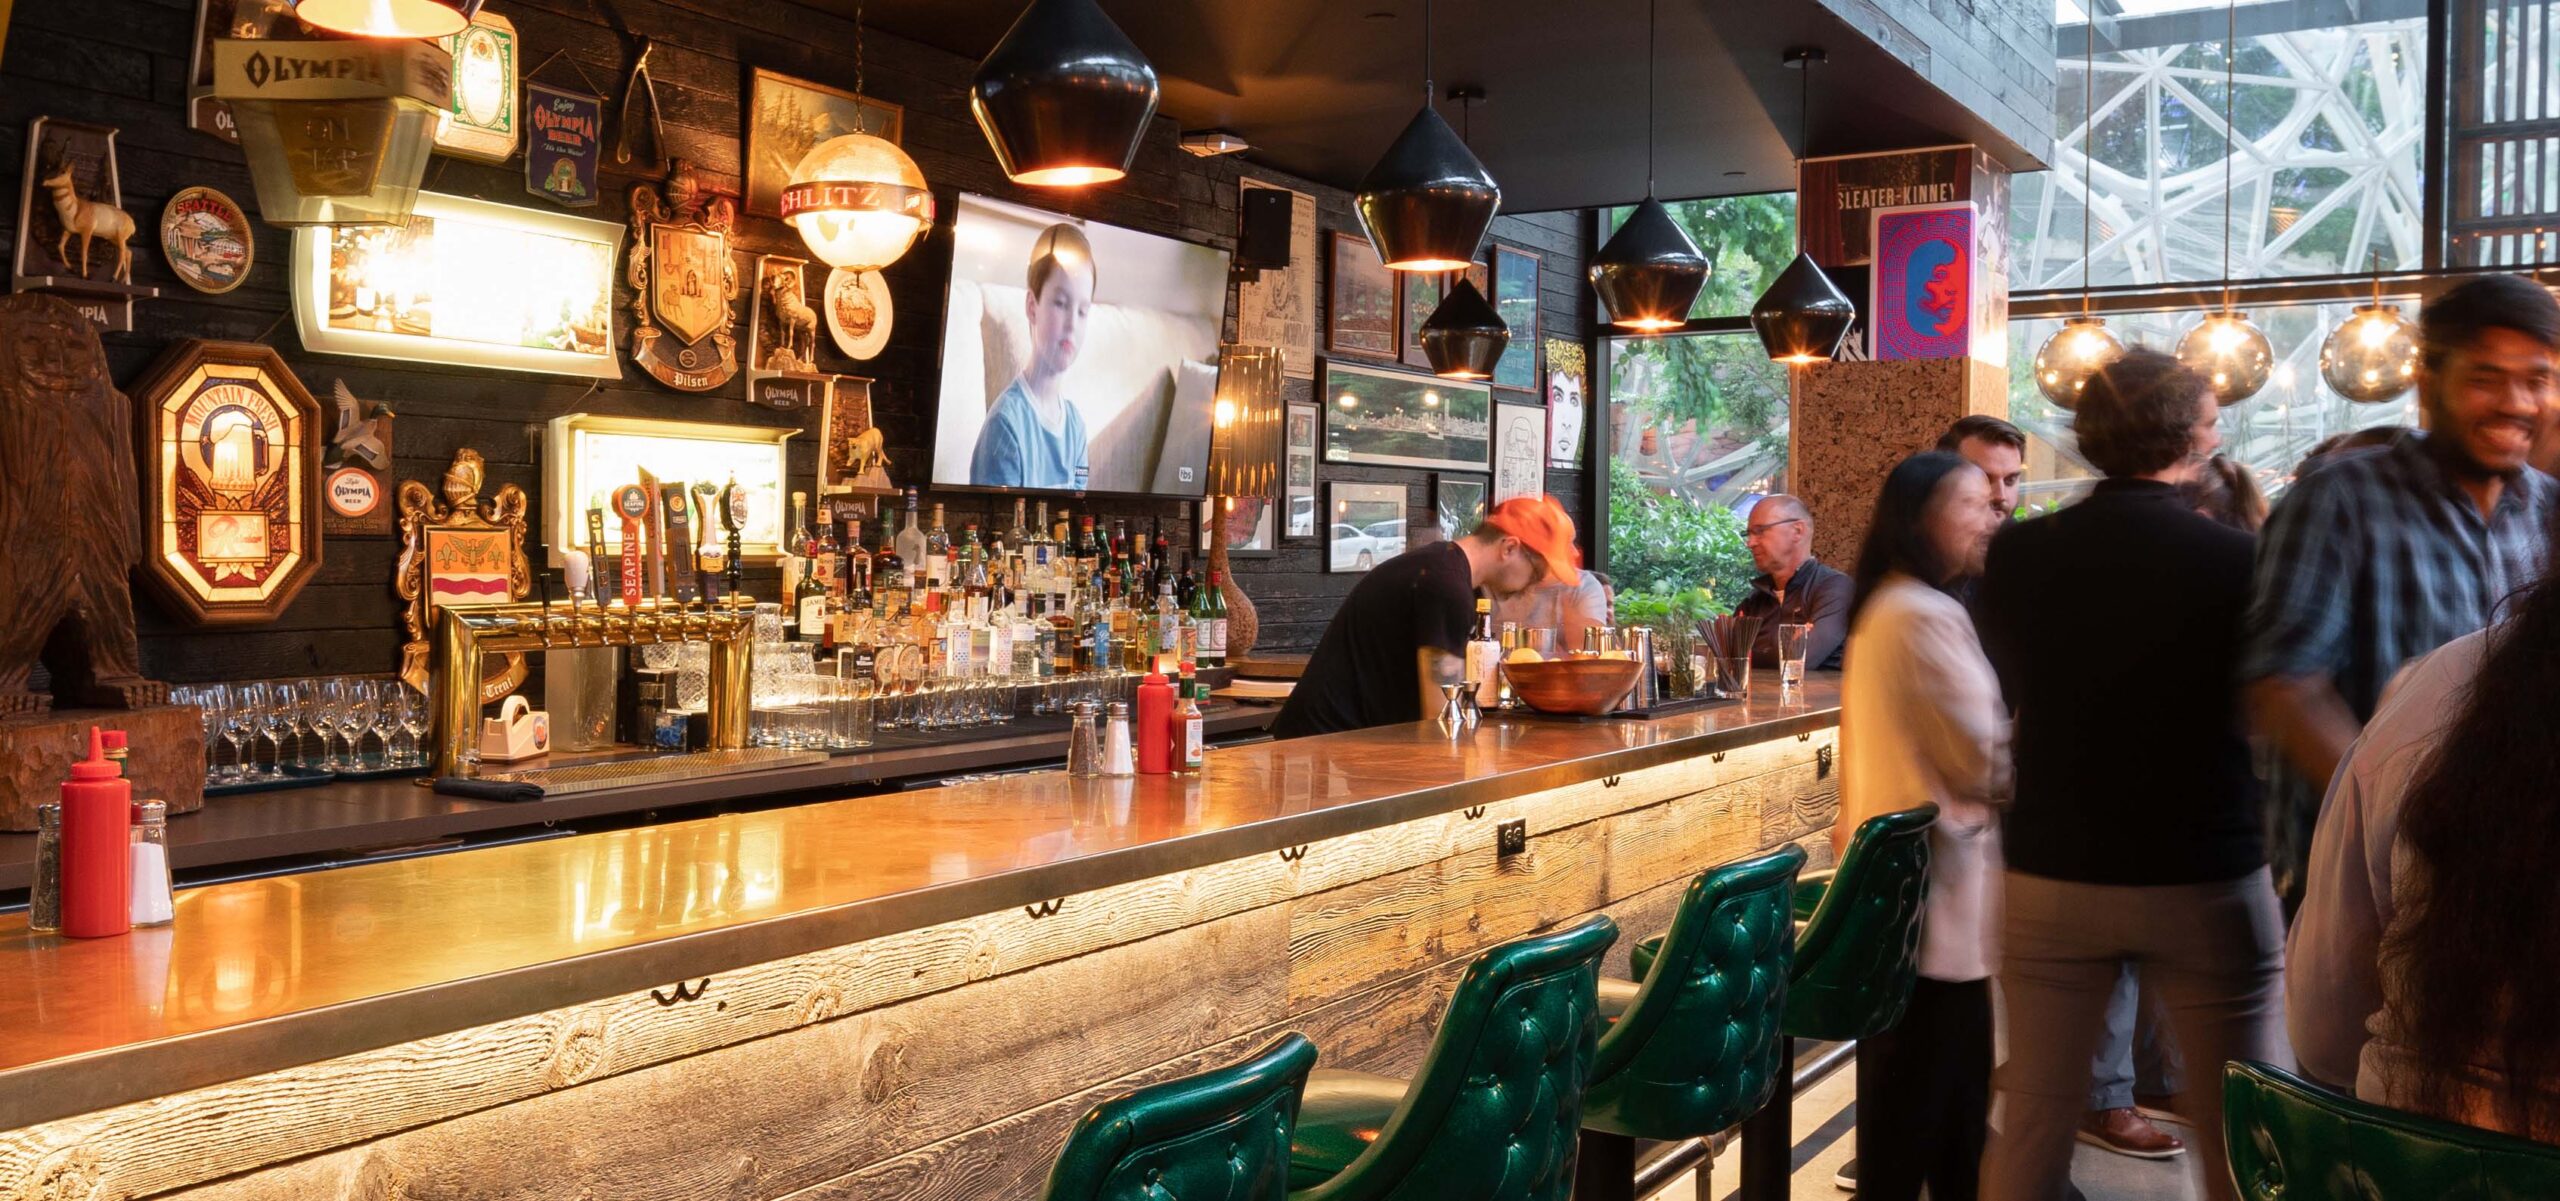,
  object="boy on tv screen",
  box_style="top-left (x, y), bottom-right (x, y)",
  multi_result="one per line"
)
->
top-left (969, 223), bottom-right (1094, 490)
